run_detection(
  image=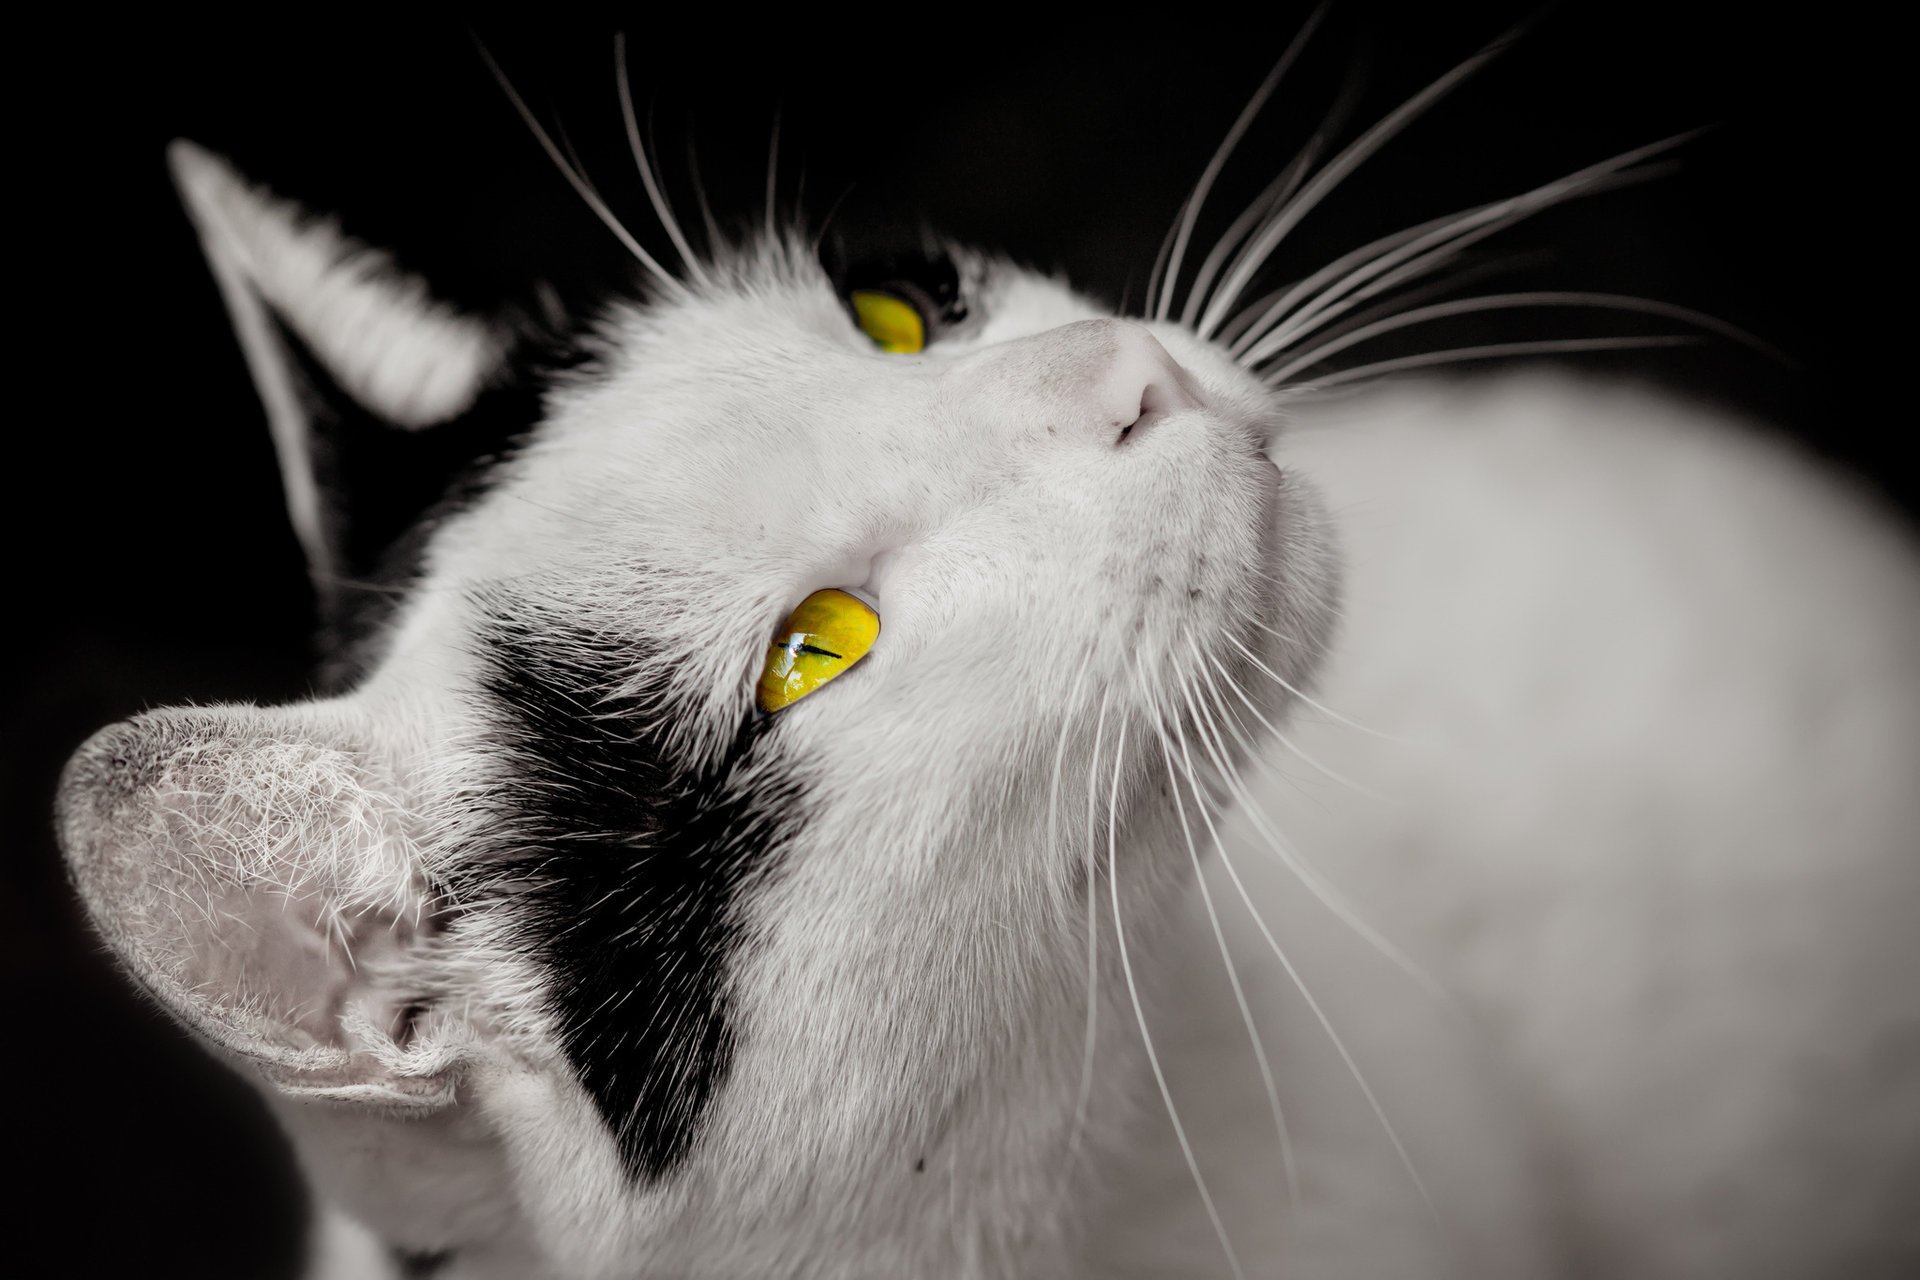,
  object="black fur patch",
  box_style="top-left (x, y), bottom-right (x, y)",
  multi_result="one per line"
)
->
top-left (266, 315), bottom-right (536, 687)
top-left (819, 232), bottom-right (969, 343)
top-left (271, 316), bottom-right (518, 588)
top-left (457, 605), bottom-right (796, 1182)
